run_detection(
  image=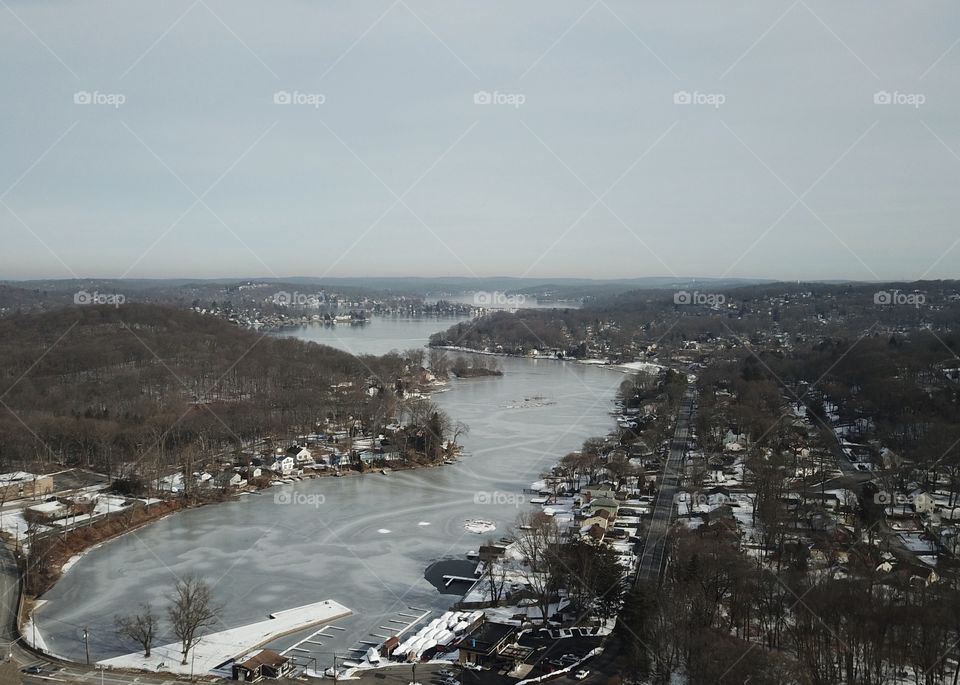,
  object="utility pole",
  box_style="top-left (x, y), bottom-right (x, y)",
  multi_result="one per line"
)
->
top-left (190, 639), bottom-right (199, 682)
top-left (83, 627), bottom-right (90, 665)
